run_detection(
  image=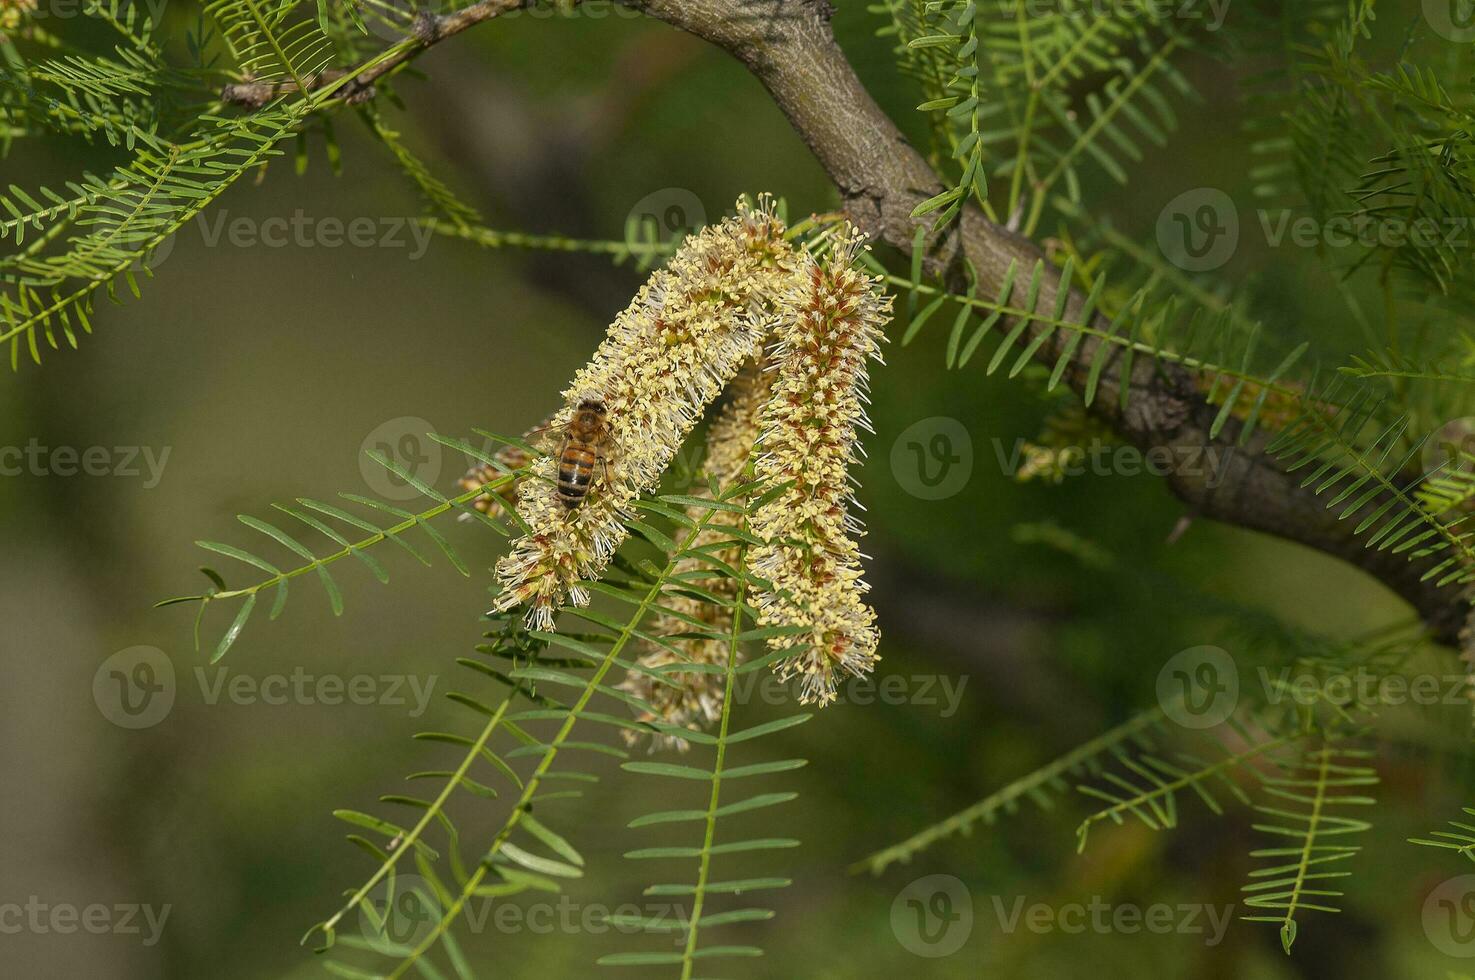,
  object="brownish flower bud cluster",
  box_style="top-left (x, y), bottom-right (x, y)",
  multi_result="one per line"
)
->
top-left (456, 413), bottom-right (553, 519)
